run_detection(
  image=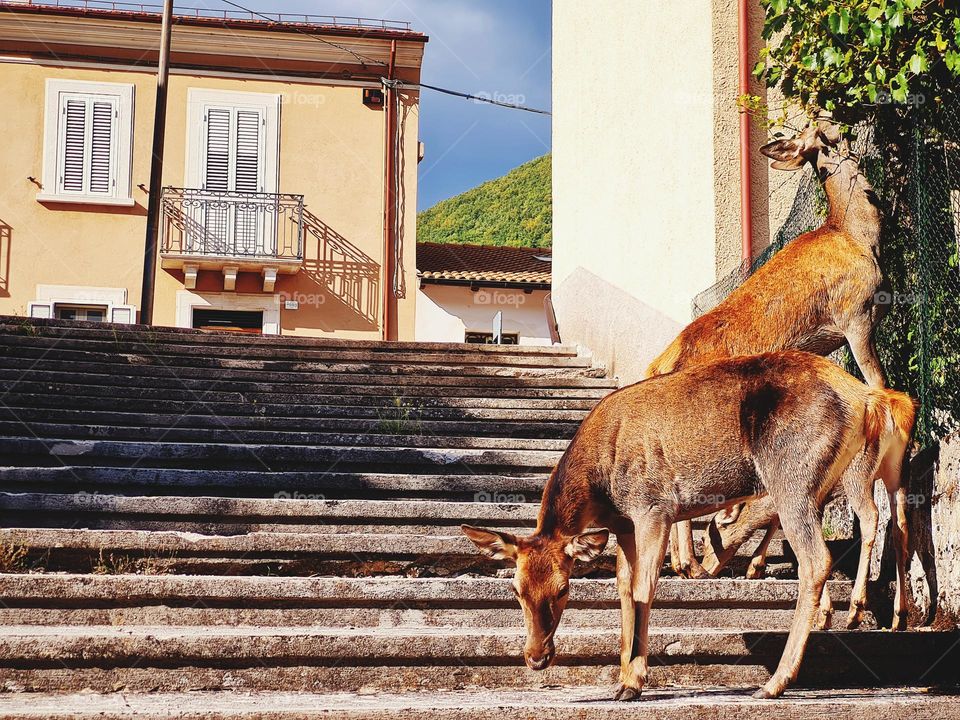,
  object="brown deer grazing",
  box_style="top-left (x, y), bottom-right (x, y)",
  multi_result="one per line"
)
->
top-left (463, 351), bottom-right (914, 700)
top-left (646, 121), bottom-right (889, 580)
